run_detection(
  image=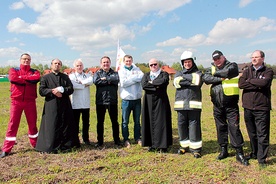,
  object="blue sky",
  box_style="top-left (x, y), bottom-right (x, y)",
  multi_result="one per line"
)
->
top-left (0, 0), bottom-right (276, 68)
